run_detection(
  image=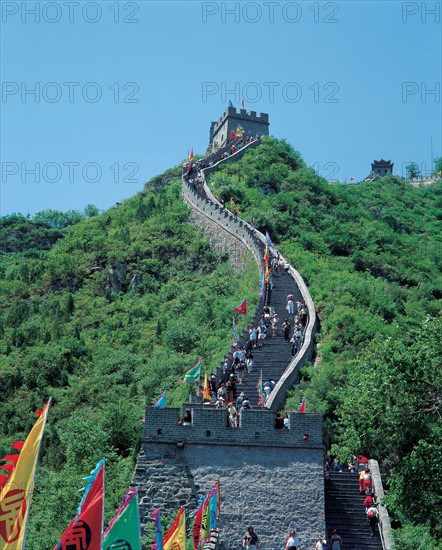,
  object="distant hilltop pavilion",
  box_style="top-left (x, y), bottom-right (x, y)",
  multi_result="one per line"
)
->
top-left (371, 159), bottom-right (394, 176)
top-left (209, 106), bottom-right (270, 152)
